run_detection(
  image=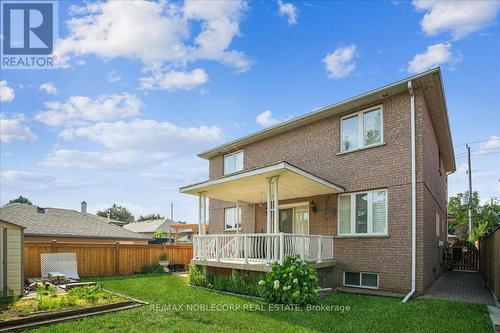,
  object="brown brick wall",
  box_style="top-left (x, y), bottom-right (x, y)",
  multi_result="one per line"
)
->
top-left (206, 89), bottom-right (448, 295)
